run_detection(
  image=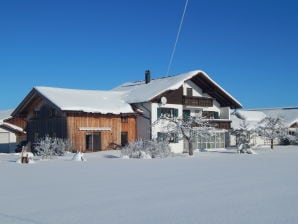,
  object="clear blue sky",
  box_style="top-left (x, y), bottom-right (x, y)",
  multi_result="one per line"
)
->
top-left (1, 0), bottom-right (297, 110)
